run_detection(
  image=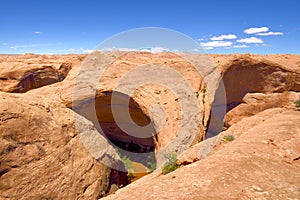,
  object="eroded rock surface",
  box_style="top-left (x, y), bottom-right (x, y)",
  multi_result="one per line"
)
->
top-left (0, 92), bottom-right (126, 200)
top-left (0, 54), bottom-right (84, 93)
top-left (224, 91), bottom-right (299, 127)
top-left (0, 53), bottom-right (300, 199)
top-left (103, 107), bottom-right (300, 200)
